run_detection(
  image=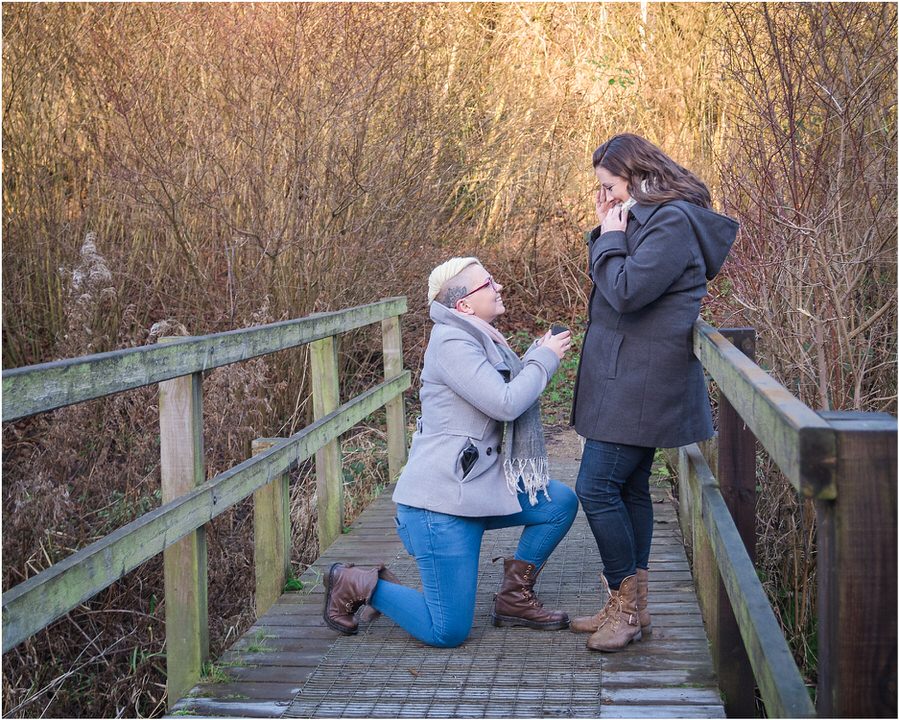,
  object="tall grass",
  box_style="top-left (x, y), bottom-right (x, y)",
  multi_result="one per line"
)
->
top-left (2, 3), bottom-right (895, 716)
